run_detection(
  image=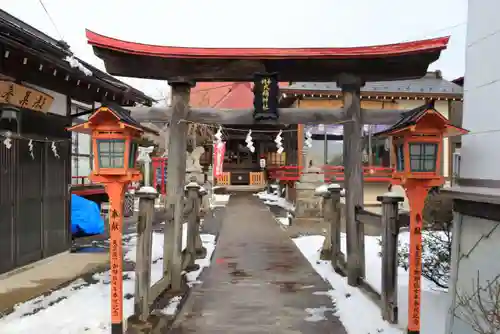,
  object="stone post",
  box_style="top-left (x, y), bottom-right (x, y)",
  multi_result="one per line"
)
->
top-left (293, 168), bottom-right (324, 224)
top-left (127, 187), bottom-right (158, 333)
top-left (320, 184), bottom-right (342, 273)
top-left (377, 192), bottom-right (404, 324)
top-left (185, 180), bottom-right (201, 269)
top-left (293, 144), bottom-right (324, 224)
